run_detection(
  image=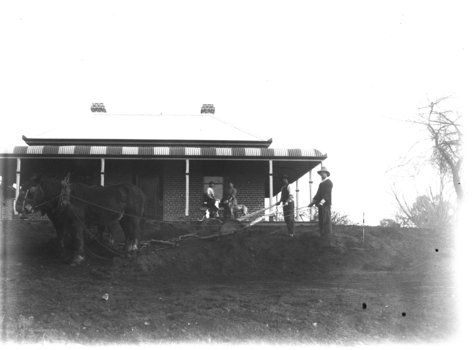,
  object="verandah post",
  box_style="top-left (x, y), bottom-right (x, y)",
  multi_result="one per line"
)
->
top-left (0, 175), bottom-right (3, 220)
top-left (14, 158), bottom-right (21, 215)
top-left (269, 160), bottom-right (273, 221)
top-left (100, 159), bottom-right (105, 186)
top-left (185, 159), bottom-right (189, 217)
top-left (309, 169), bottom-right (313, 221)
